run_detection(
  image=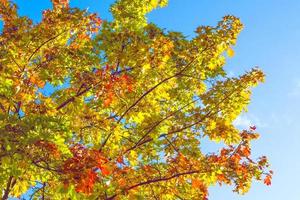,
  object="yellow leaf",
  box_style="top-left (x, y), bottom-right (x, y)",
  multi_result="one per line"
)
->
top-left (129, 151), bottom-right (138, 166)
top-left (227, 48), bottom-right (235, 57)
top-left (11, 181), bottom-right (29, 197)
